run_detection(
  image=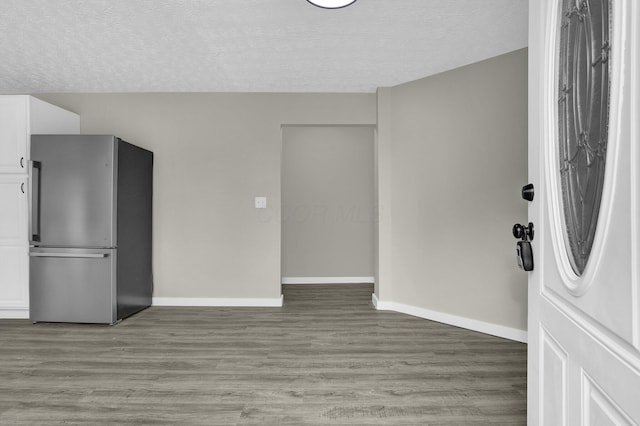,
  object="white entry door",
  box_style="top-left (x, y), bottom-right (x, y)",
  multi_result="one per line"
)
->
top-left (528, 0), bottom-right (640, 424)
